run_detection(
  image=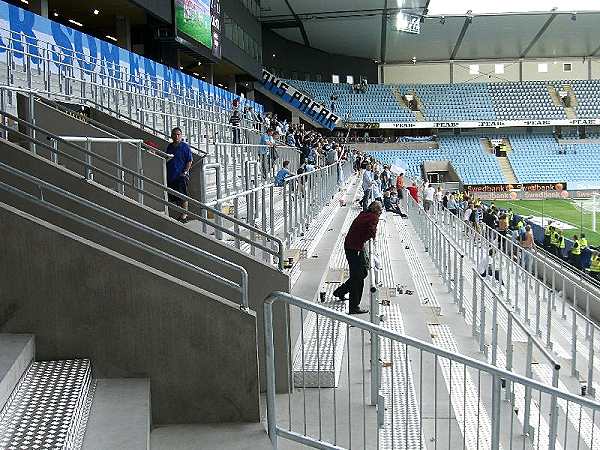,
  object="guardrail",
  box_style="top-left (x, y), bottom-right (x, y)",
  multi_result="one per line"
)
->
top-left (263, 291), bottom-right (600, 450)
top-left (0, 110), bottom-right (285, 268)
top-left (0, 162), bottom-right (250, 310)
top-left (0, 26), bottom-right (256, 120)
